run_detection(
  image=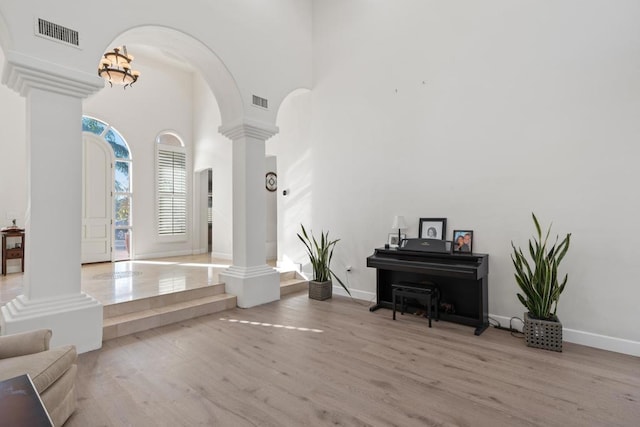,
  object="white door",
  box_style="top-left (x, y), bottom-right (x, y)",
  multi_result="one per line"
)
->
top-left (82, 134), bottom-right (113, 263)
